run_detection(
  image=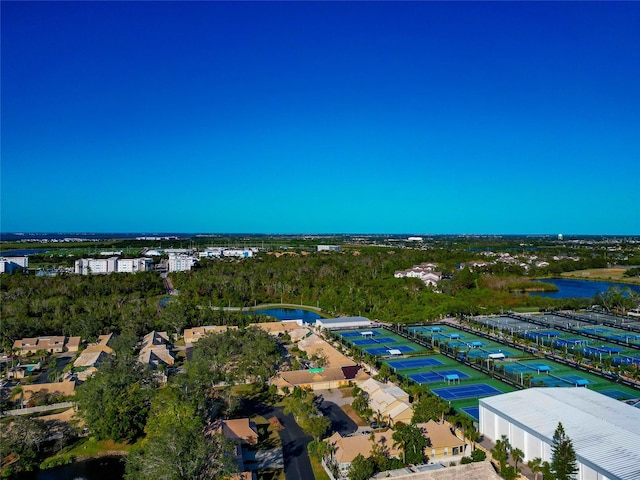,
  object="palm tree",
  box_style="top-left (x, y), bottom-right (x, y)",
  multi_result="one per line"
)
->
top-left (511, 447), bottom-right (524, 471)
top-left (527, 457), bottom-right (543, 480)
